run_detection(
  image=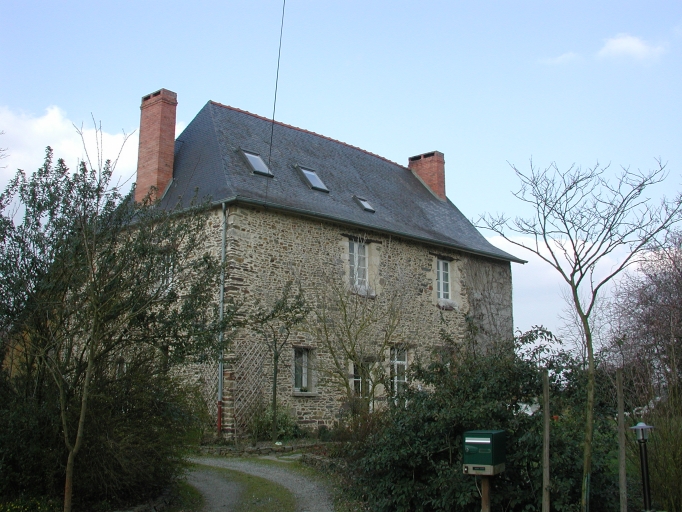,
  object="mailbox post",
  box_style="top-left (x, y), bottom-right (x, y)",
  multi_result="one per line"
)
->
top-left (463, 430), bottom-right (506, 512)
